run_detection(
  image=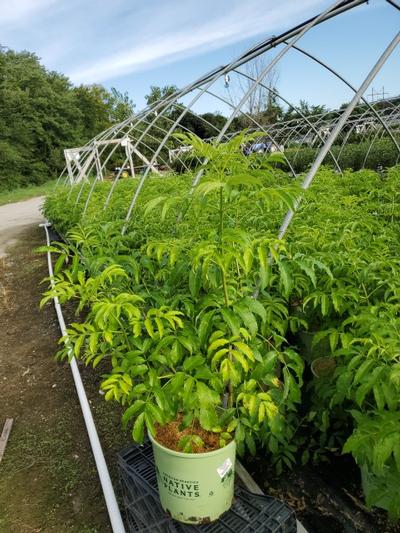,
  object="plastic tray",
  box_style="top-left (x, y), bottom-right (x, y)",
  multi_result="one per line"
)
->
top-left (118, 441), bottom-right (297, 532)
